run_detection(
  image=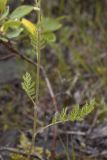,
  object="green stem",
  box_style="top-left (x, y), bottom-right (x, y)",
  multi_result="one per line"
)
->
top-left (32, 0), bottom-right (41, 149)
top-left (28, 0), bottom-right (41, 159)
